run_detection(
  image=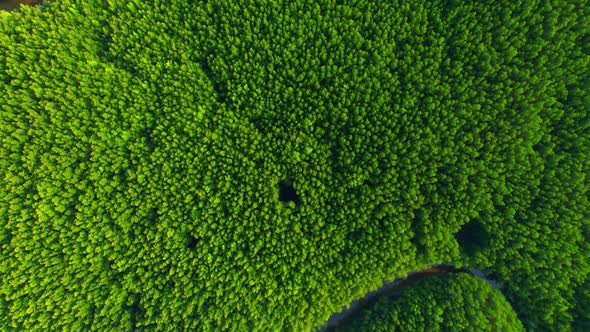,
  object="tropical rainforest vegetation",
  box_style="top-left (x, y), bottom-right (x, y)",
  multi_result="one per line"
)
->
top-left (0, 0), bottom-right (588, 331)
